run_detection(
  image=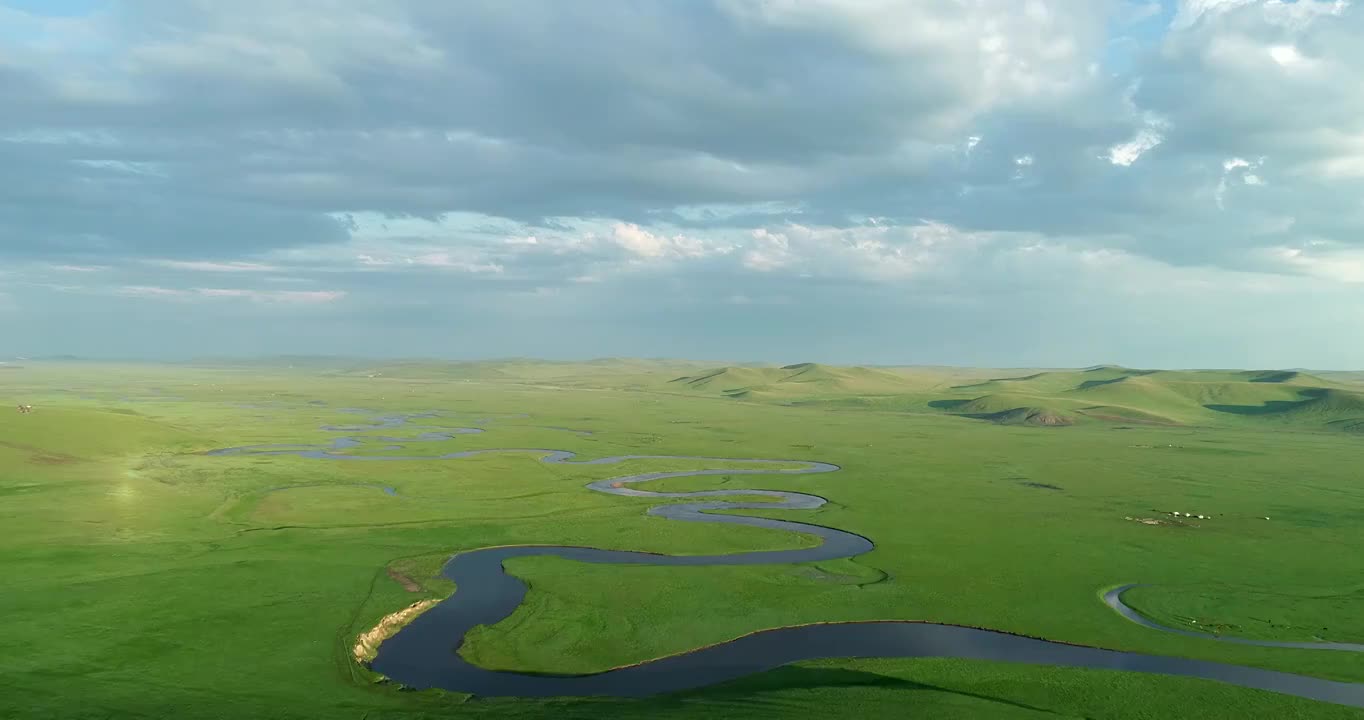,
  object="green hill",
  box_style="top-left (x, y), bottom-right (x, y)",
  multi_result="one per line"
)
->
top-left (668, 363), bottom-right (914, 397)
top-left (925, 394), bottom-right (1075, 427)
top-left (663, 361), bottom-right (1364, 433)
top-left (1237, 369), bottom-right (1330, 385)
top-left (777, 363), bottom-right (912, 390)
top-left (977, 407), bottom-right (1075, 427)
top-left (669, 366), bottom-right (782, 392)
top-left (924, 366), bottom-right (1362, 431)
top-left (1072, 405), bottom-right (1180, 425)
top-left (1206, 387), bottom-right (1364, 422)
top-left (952, 366), bottom-right (1156, 395)
top-left (1063, 376), bottom-right (1206, 421)
top-left (928, 366), bottom-right (1360, 428)
top-left (950, 393), bottom-right (1070, 415)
